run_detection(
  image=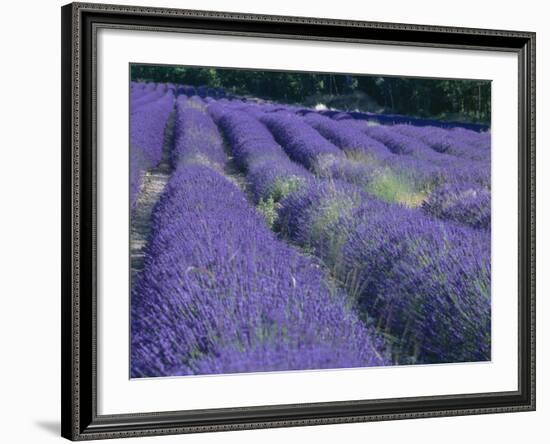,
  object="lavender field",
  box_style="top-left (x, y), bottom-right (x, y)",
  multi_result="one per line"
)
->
top-left (129, 79), bottom-right (491, 378)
